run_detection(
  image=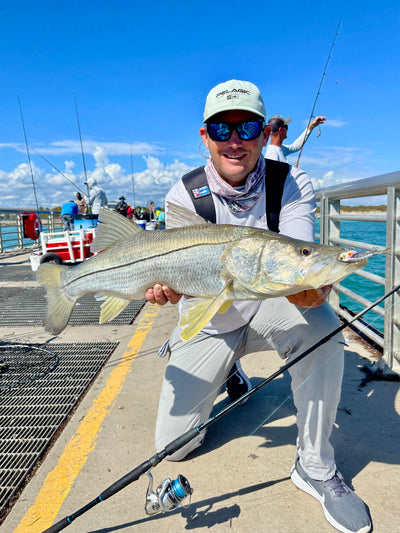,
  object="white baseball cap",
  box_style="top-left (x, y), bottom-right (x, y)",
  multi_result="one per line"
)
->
top-left (203, 80), bottom-right (266, 122)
